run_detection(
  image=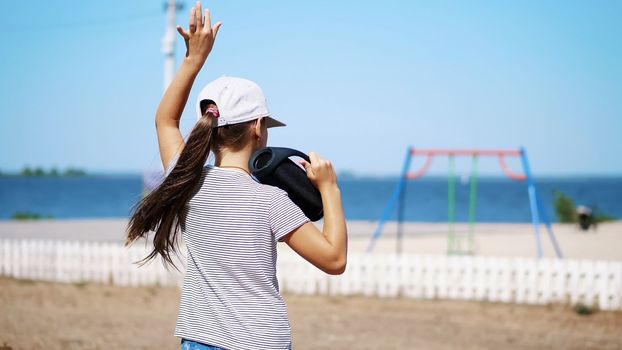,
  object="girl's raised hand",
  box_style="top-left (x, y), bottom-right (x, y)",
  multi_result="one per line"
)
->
top-left (176, 1), bottom-right (222, 69)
